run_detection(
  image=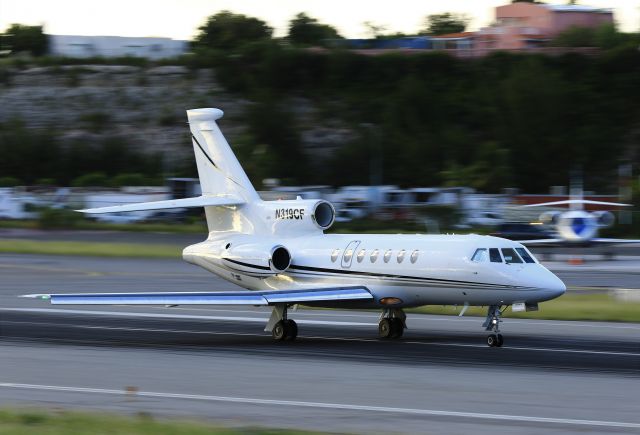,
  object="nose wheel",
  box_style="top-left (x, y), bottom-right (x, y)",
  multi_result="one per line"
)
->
top-left (483, 305), bottom-right (504, 347)
top-left (486, 333), bottom-right (504, 347)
